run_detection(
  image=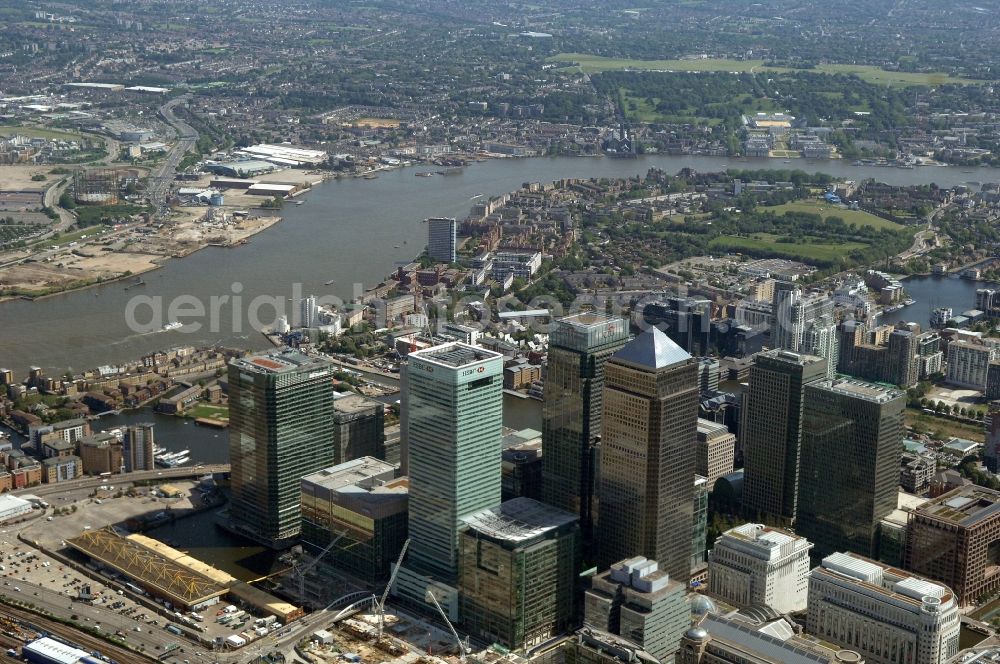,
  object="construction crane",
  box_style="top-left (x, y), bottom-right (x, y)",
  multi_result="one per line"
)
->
top-left (292, 529), bottom-right (348, 604)
top-left (425, 587), bottom-right (470, 663)
top-left (375, 537), bottom-right (410, 642)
